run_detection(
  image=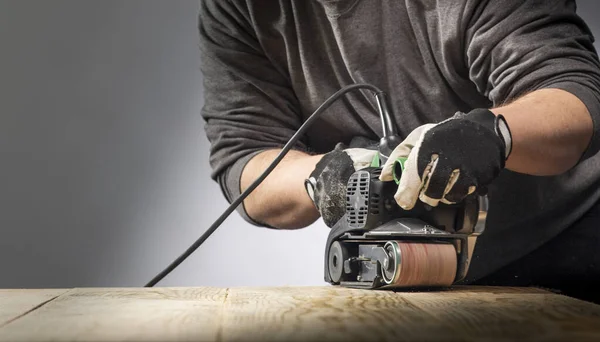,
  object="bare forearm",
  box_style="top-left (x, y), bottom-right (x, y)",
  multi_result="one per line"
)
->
top-left (240, 149), bottom-right (323, 229)
top-left (491, 88), bottom-right (594, 176)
